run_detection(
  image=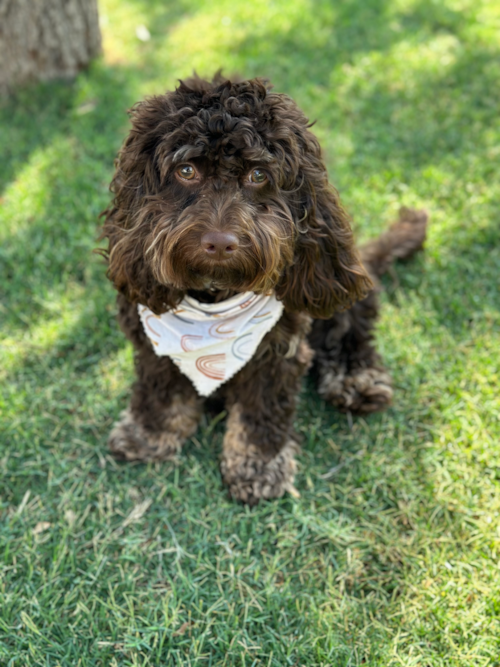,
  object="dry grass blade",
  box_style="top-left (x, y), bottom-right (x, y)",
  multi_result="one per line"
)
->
top-left (122, 499), bottom-right (152, 527)
top-left (32, 521), bottom-right (51, 535)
